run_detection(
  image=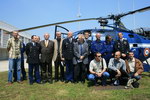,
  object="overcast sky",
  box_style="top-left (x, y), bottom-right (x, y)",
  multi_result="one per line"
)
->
top-left (0, 0), bottom-right (150, 39)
